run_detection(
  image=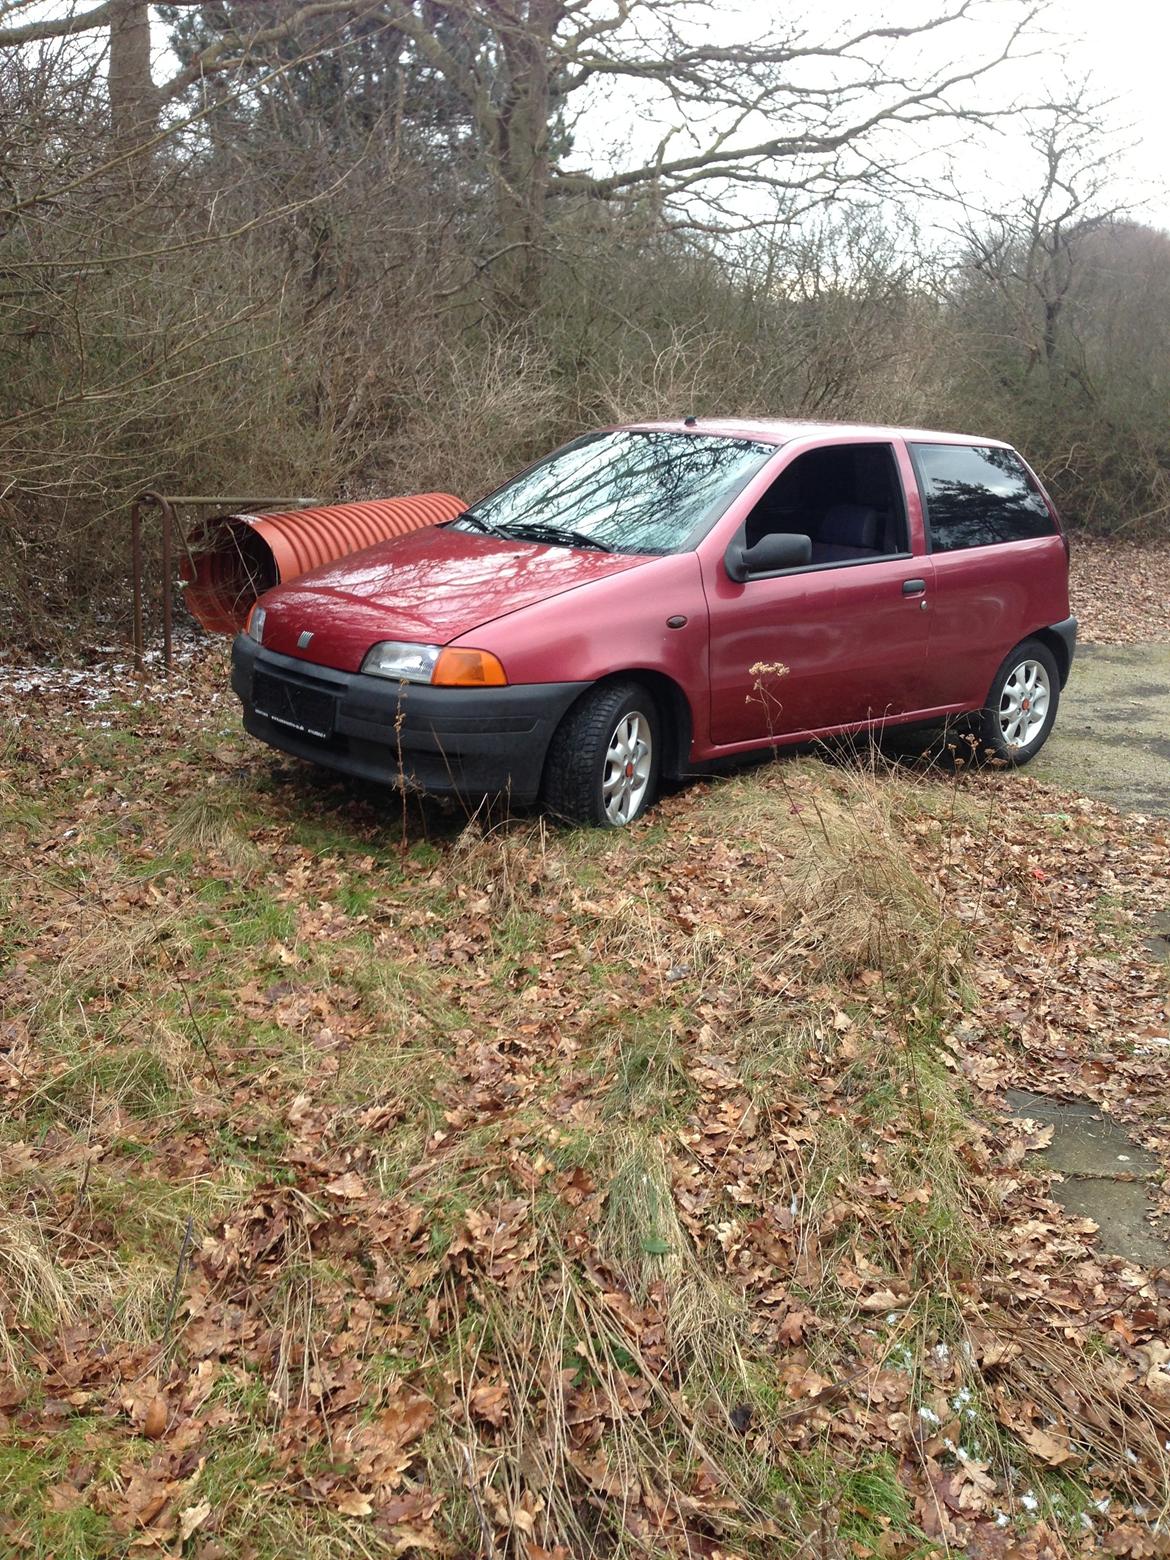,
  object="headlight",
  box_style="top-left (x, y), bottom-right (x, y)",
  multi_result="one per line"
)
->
top-left (247, 605), bottom-right (266, 643)
top-left (361, 641), bottom-right (442, 683)
top-left (361, 642), bottom-right (507, 687)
